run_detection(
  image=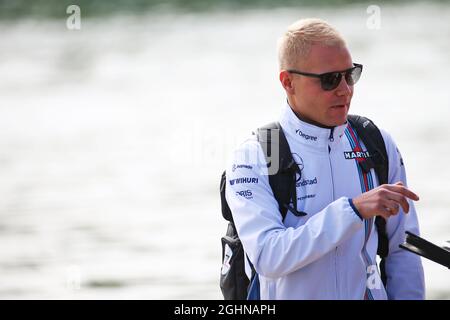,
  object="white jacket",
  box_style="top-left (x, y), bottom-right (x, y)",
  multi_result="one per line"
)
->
top-left (225, 103), bottom-right (425, 300)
